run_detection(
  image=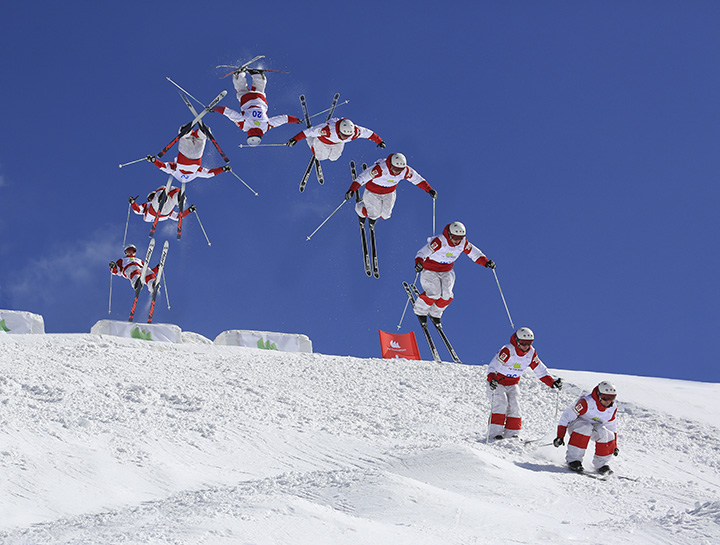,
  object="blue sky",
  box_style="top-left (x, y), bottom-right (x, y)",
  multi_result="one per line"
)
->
top-left (1, 1), bottom-right (718, 382)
